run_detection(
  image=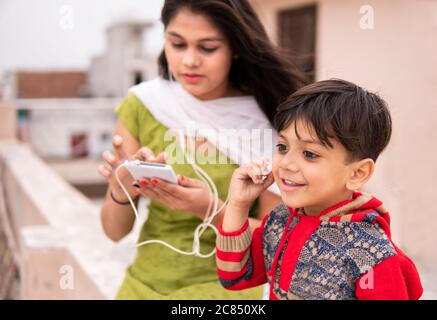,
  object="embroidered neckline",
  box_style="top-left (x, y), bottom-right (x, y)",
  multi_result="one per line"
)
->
top-left (293, 191), bottom-right (380, 219)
